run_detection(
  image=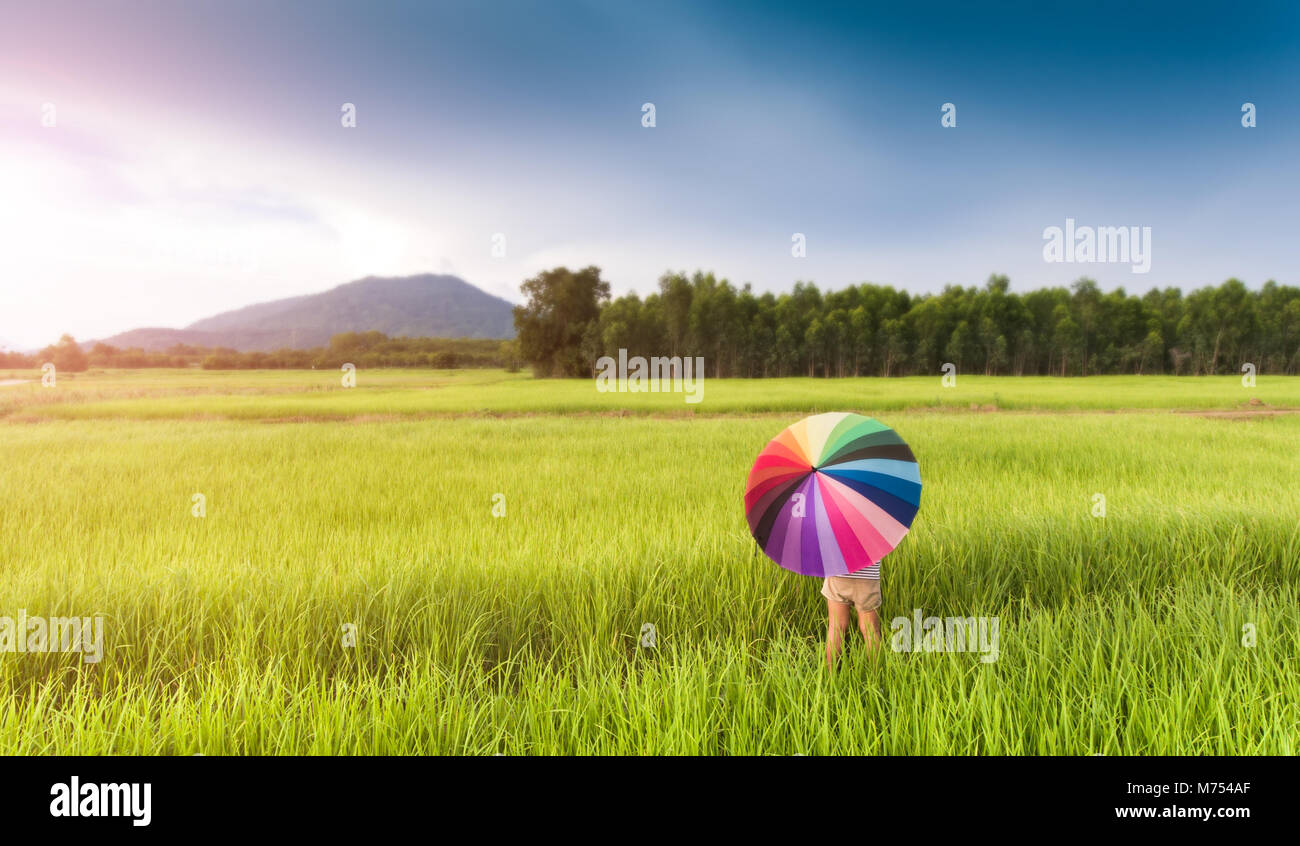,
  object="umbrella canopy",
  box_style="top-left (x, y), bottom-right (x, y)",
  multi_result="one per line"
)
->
top-left (744, 412), bottom-right (921, 577)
